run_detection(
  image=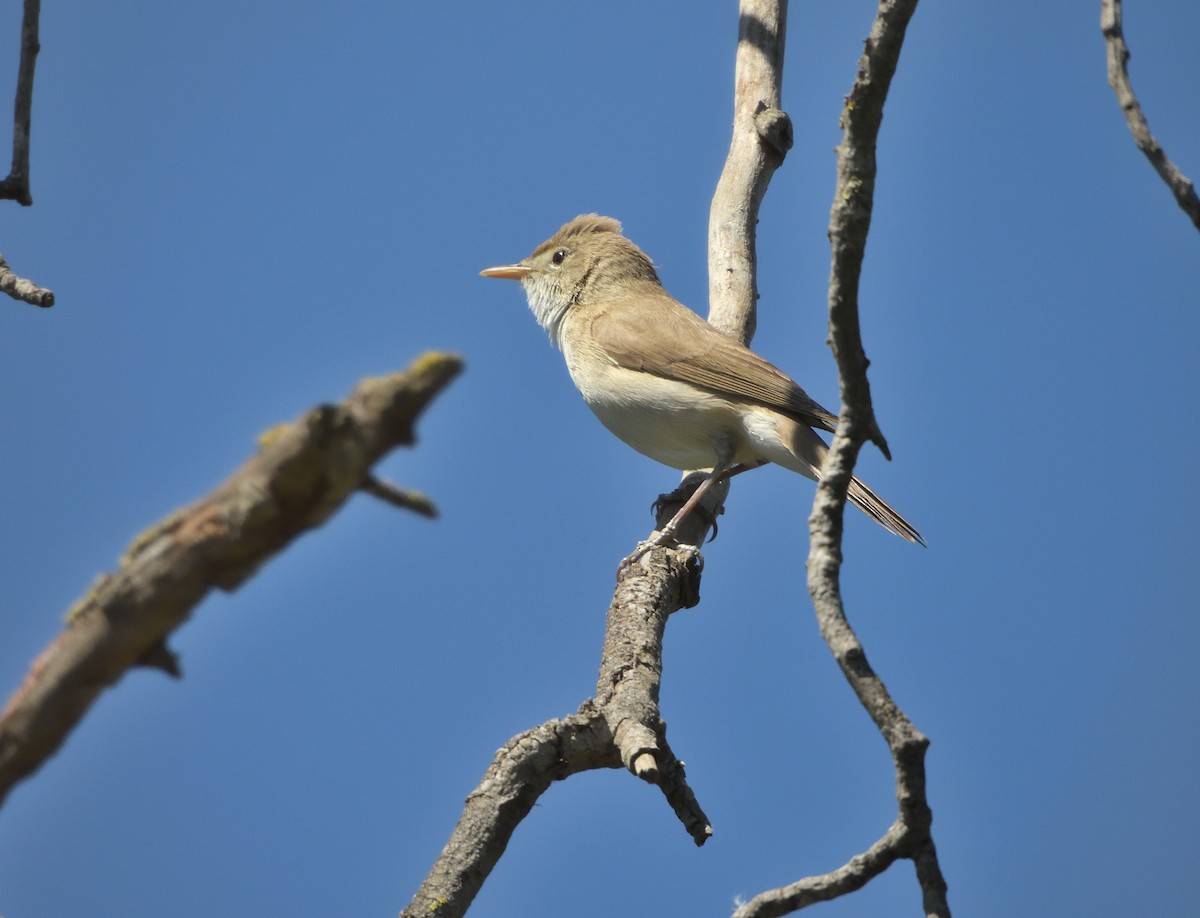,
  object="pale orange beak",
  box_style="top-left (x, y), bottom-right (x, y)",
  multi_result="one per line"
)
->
top-left (480, 264), bottom-right (533, 280)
